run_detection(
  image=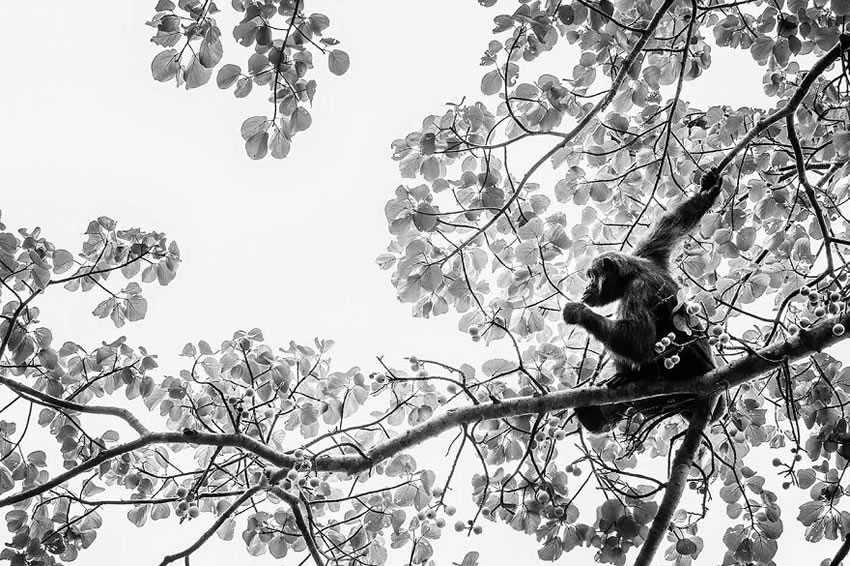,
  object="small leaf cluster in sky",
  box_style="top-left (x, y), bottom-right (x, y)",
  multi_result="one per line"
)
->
top-left (148, 0), bottom-right (348, 159)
